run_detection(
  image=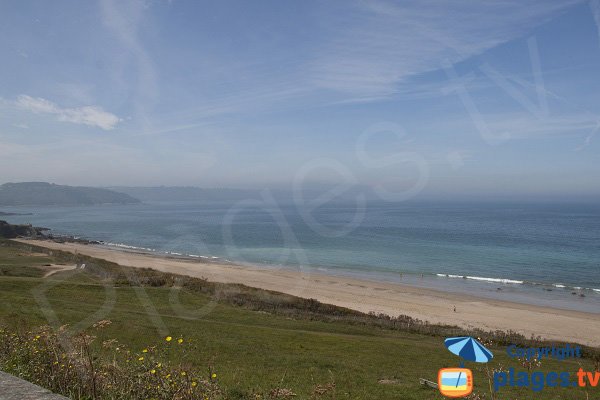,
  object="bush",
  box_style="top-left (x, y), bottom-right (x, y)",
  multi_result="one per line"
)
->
top-left (0, 323), bottom-right (223, 400)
